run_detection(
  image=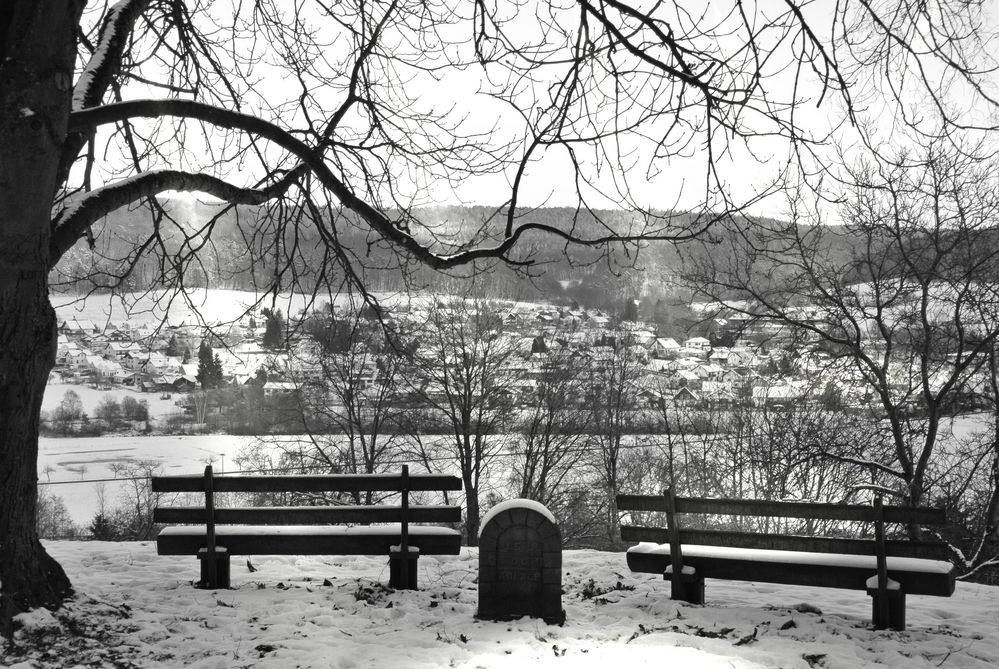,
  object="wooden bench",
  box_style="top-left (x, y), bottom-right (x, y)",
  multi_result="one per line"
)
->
top-left (152, 464), bottom-right (462, 590)
top-left (617, 488), bottom-right (956, 630)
